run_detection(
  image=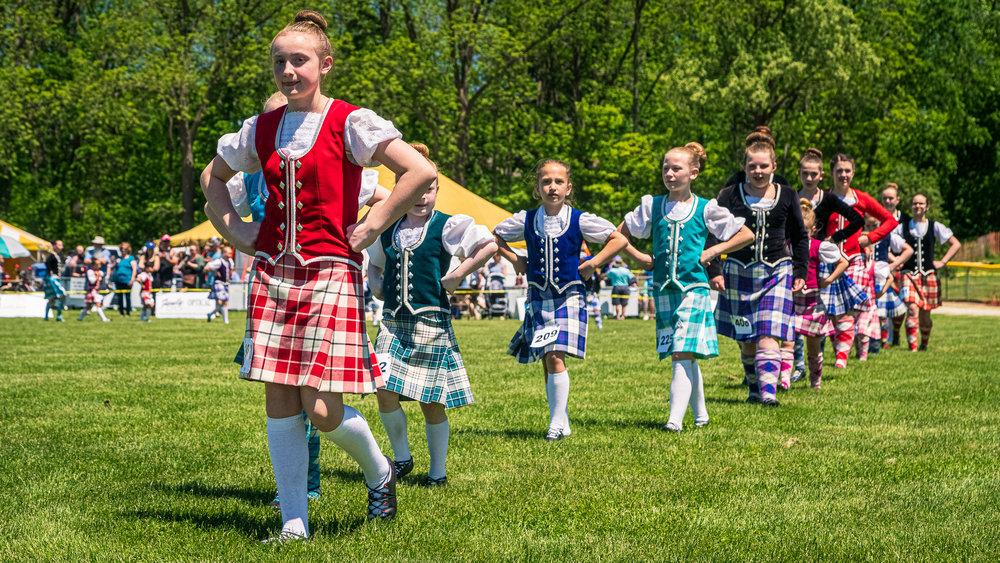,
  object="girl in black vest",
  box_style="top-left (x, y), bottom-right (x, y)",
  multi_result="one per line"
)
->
top-left (711, 129), bottom-right (808, 406)
top-left (367, 143), bottom-right (498, 486)
top-left (891, 194), bottom-right (961, 351)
